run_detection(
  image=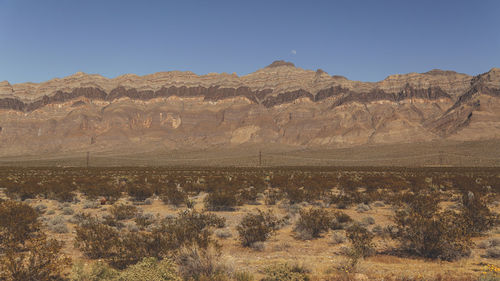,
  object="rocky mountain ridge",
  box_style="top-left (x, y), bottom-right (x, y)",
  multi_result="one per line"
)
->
top-left (0, 61), bottom-right (499, 159)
